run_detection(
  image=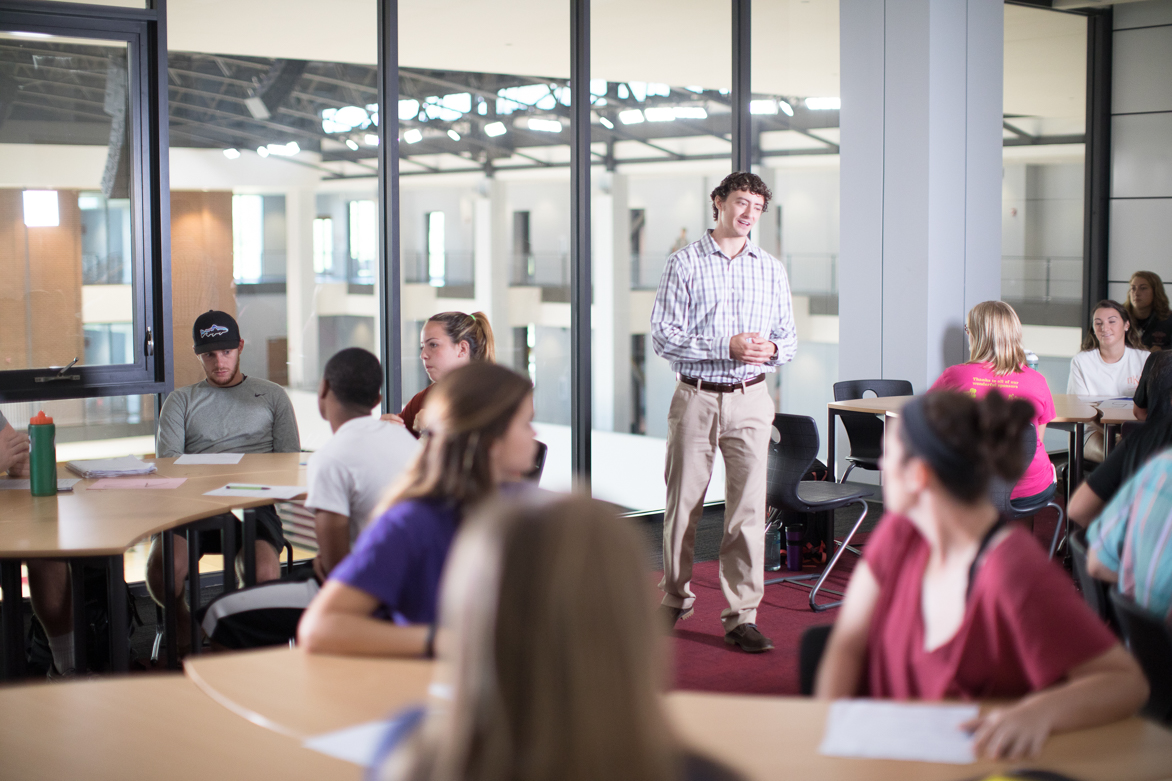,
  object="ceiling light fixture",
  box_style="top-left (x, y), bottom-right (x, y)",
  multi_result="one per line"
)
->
top-left (22, 190), bottom-right (59, 227)
top-left (644, 107), bottom-right (675, 122)
top-left (749, 99), bottom-right (777, 115)
top-left (256, 146), bottom-right (269, 158)
top-left (527, 118), bottom-right (562, 133)
top-left (222, 148), bottom-right (241, 160)
top-left (447, 129), bottom-right (461, 141)
top-left (345, 139), bottom-right (359, 151)
top-left (779, 100), bottom-right (794, 117)
top-left (673, 106), bottom-right (707, 119)
top-left (805, 97), bottom-right (841, 110)
top-left (403, 129), bottom-right (423, 144)
top-left (618, 109), bottom-right (644, 125)
top-left (365, 134), bottom-right (379, 146)
top-left (484, 121), bottom-right (507, 137)
top-left (599, 116), bottom-right (614, 130)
